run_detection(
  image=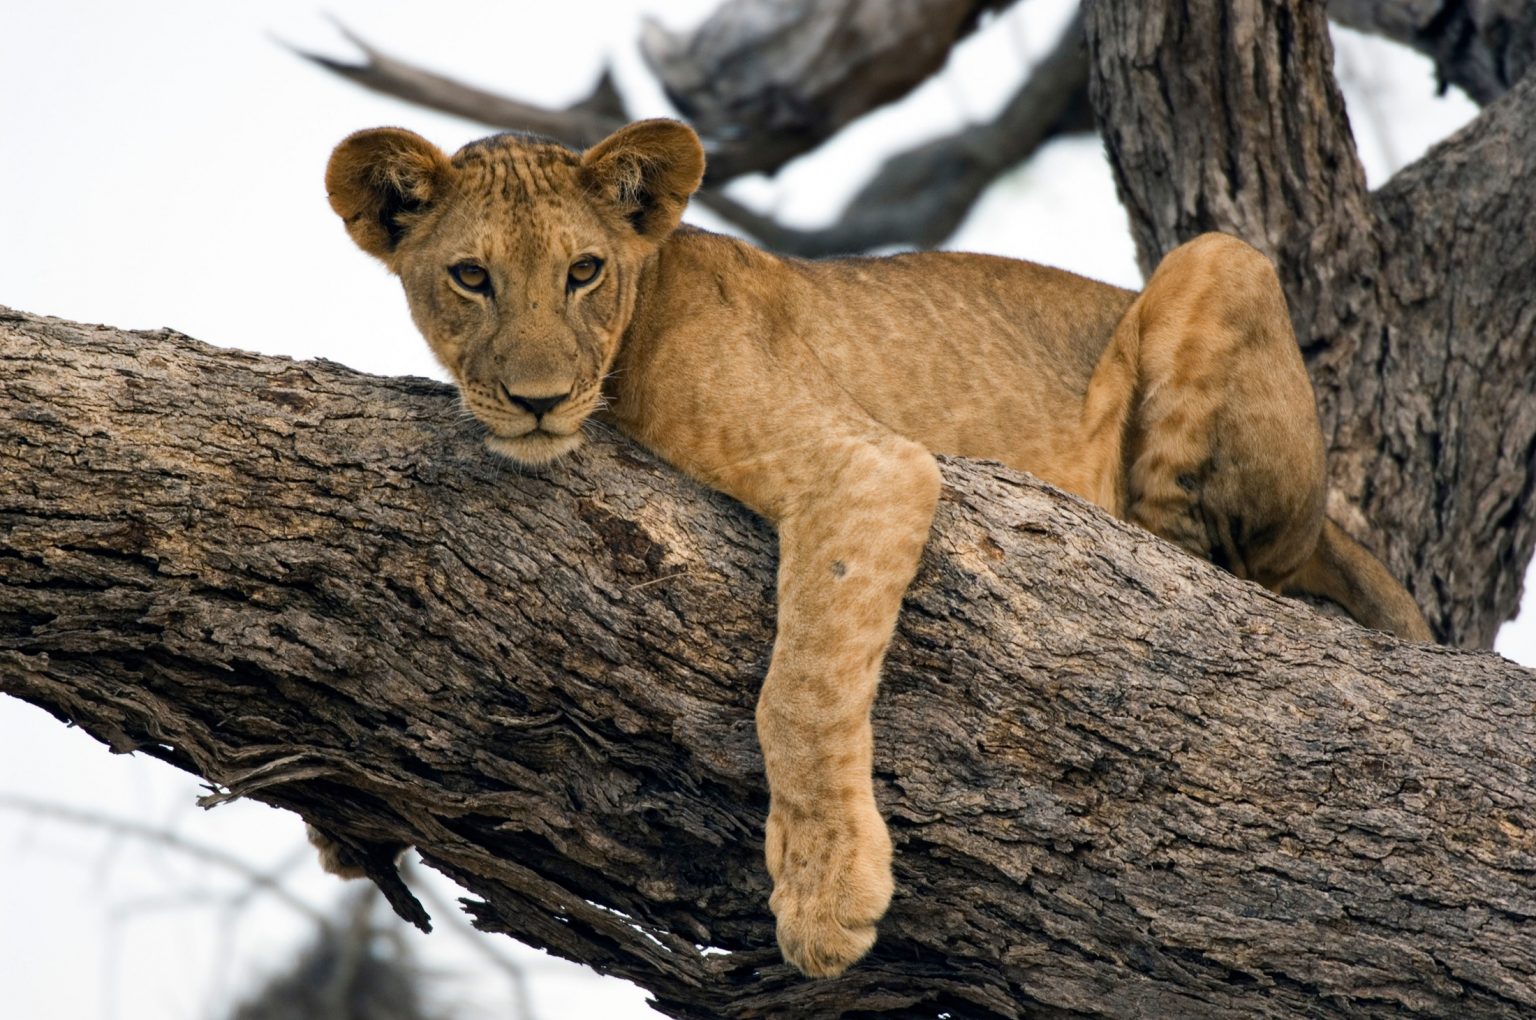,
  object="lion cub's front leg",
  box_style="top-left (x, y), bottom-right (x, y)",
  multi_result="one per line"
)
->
top-left (749, 435), bottom-right (940, 977)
